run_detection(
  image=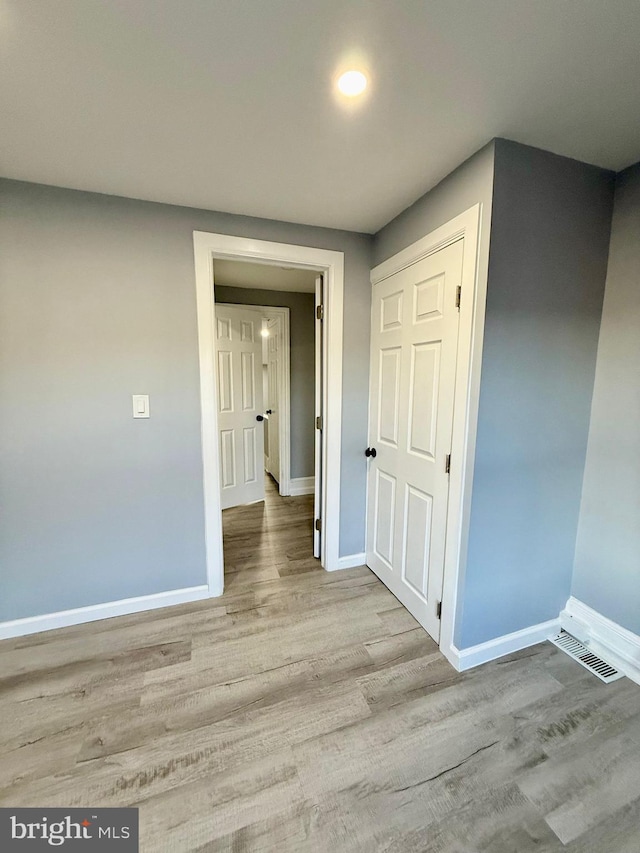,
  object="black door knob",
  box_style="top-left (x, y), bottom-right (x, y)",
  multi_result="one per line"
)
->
top-left (365, 447), bottom-right (377, 458)
top-left (265, 409), bottom-right (273, 414)
top-left (256, 415), bottom-right (264, 422)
